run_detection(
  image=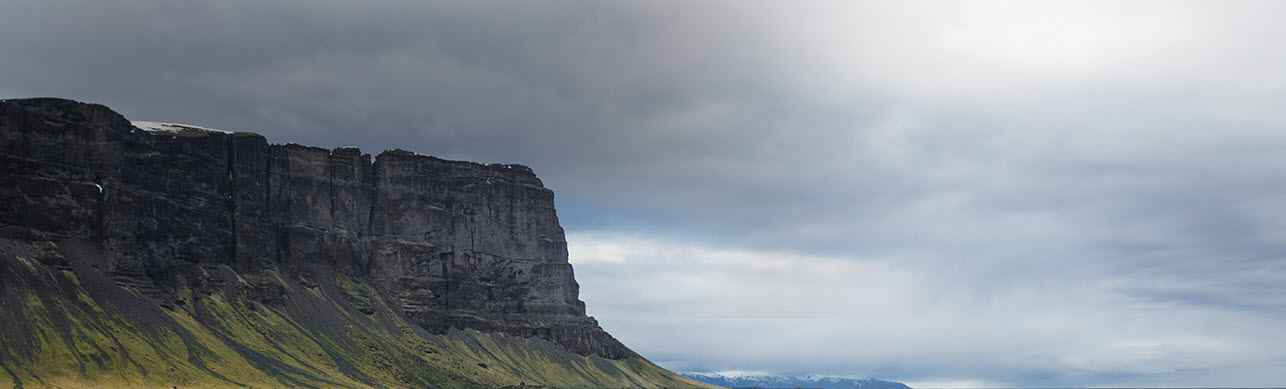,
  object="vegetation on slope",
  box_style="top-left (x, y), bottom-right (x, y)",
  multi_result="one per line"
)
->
top-left (0, 238), bottom-right (713, 389)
